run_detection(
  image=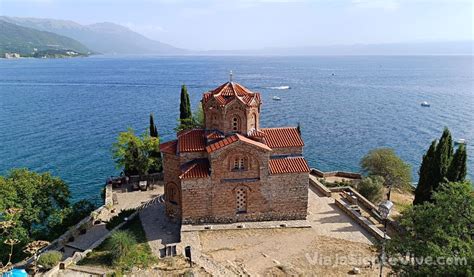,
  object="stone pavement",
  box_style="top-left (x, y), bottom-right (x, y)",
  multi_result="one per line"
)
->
top-left (63, 223), bottom-right (108, 258)
top-left (139, 201), bottom-right (181, 258)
